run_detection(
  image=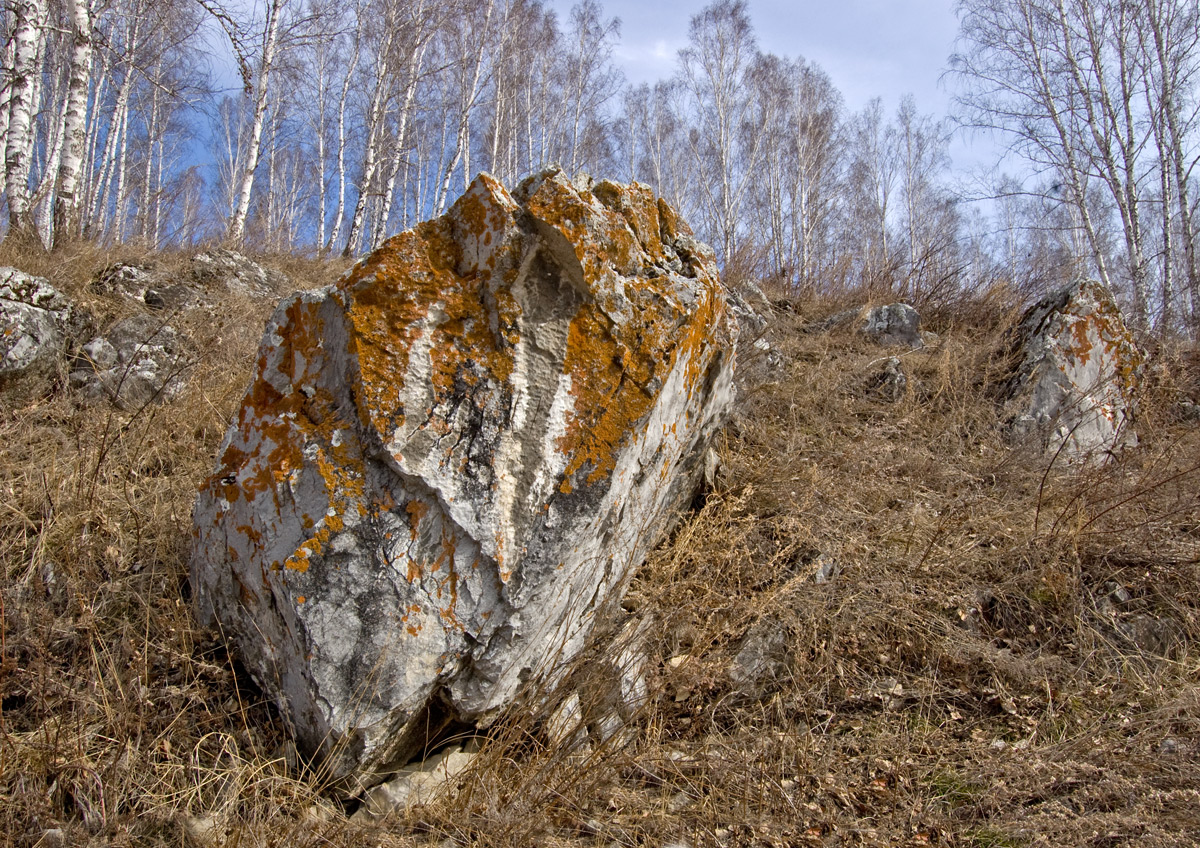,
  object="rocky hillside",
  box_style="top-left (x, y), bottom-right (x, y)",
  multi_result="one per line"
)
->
top-left (1, 229), bottom-right (1199, 848)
